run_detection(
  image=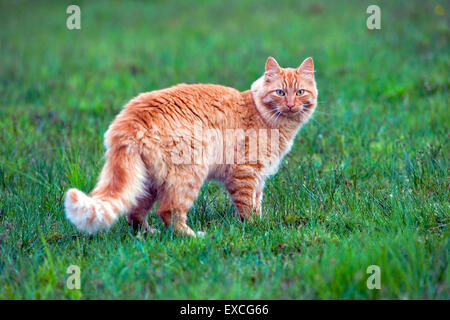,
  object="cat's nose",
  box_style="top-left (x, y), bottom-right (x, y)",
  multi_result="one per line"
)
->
top-left (286, 103), bottom-right (294, 109)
